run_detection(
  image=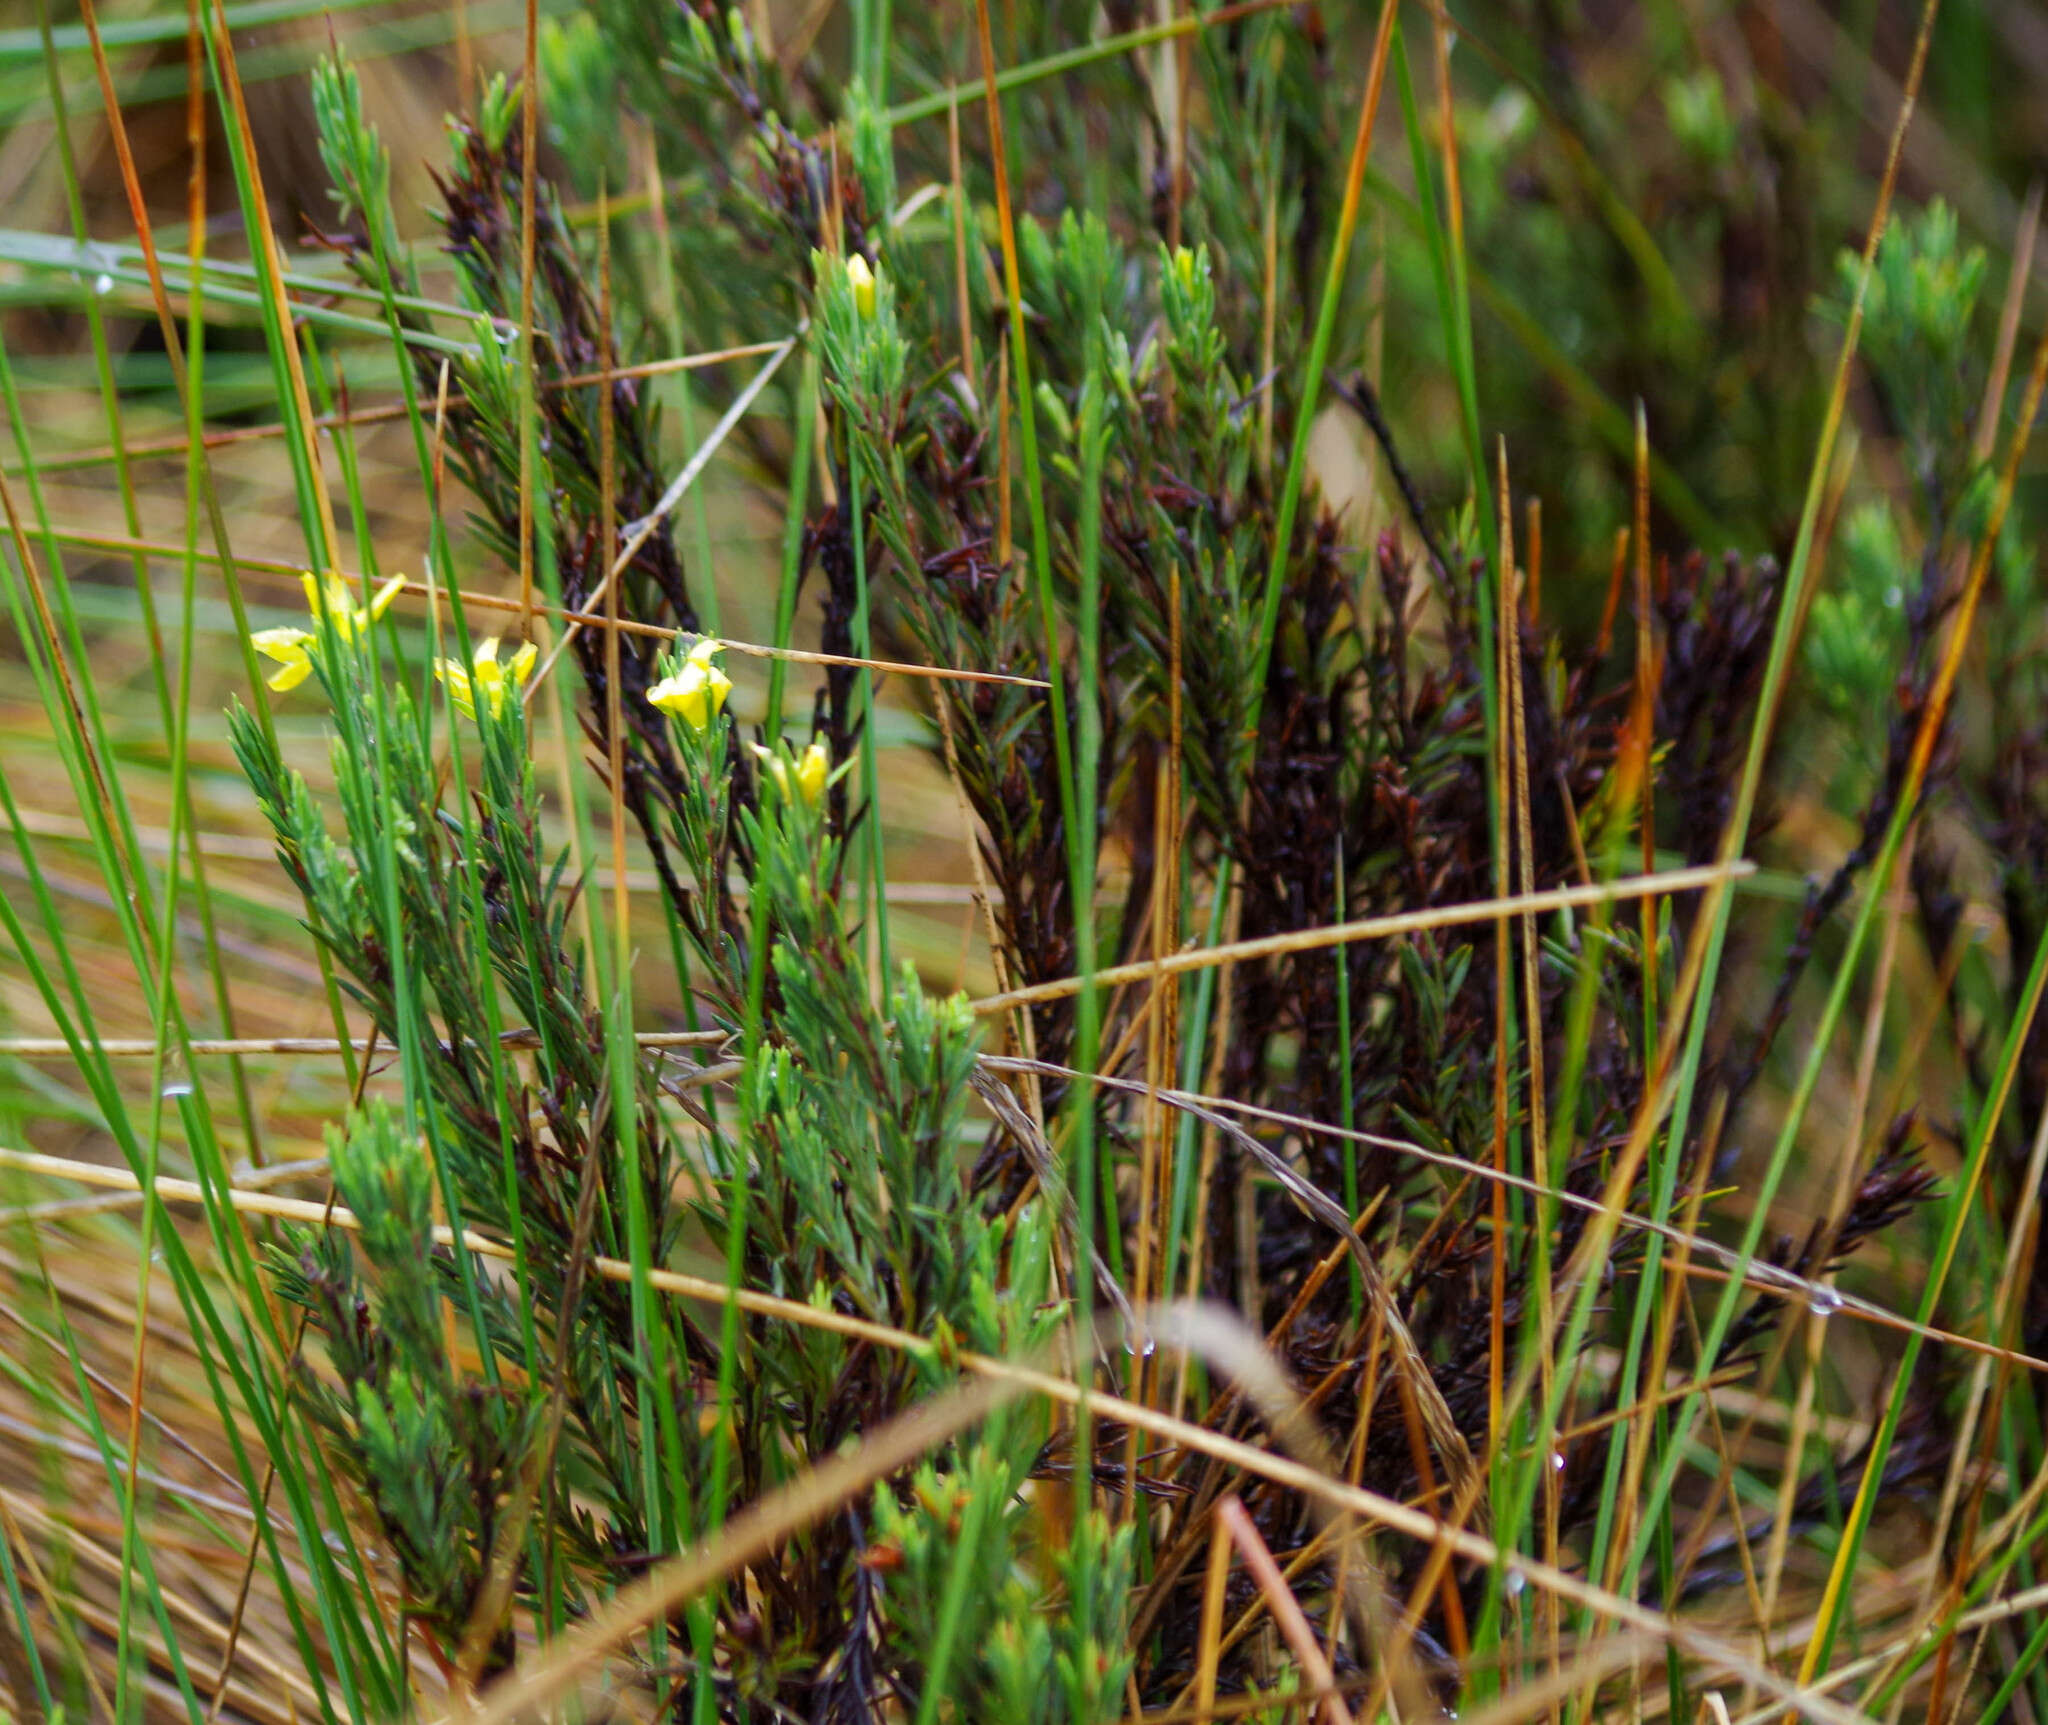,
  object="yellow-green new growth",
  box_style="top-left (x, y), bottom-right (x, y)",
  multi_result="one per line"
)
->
top-left (646, 638), bottom-right (733, 731)
top-left (846, 253), bottom-right (877, 319)
top-left (437, 637), bottom-right (538, 720)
